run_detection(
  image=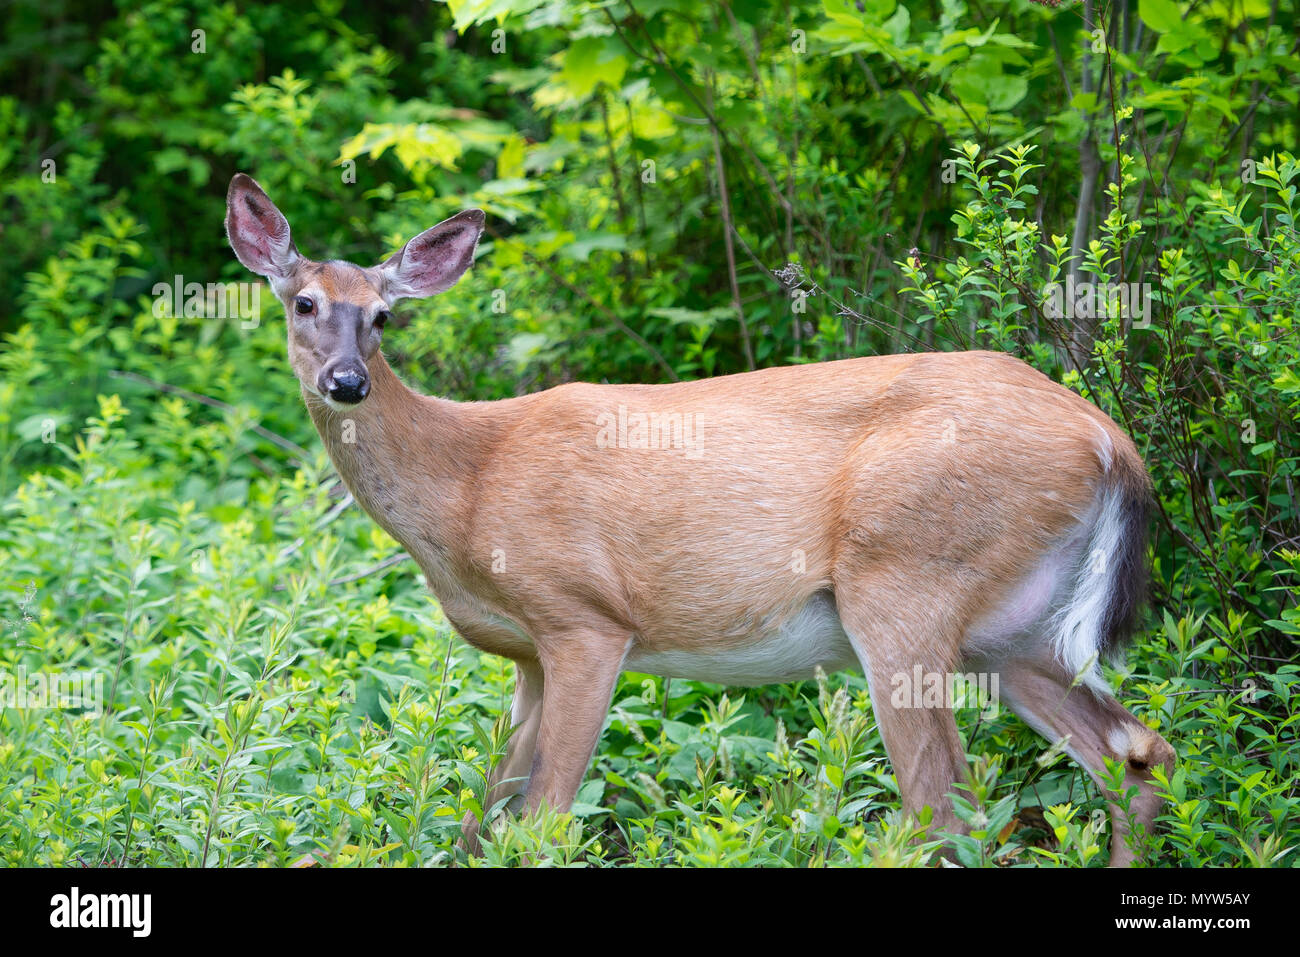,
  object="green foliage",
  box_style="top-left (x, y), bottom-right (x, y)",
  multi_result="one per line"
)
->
top-left (1, 0), bottom-right (1297, 866)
